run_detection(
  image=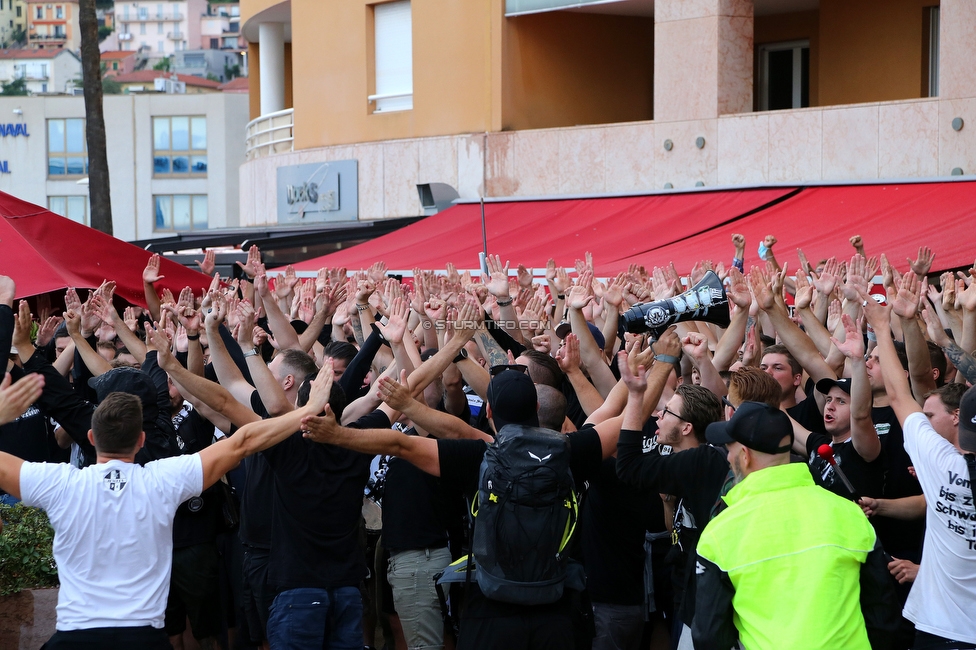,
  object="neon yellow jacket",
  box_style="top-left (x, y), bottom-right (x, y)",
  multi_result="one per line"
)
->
top-left (692, 463), bottom-right (889, 650)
